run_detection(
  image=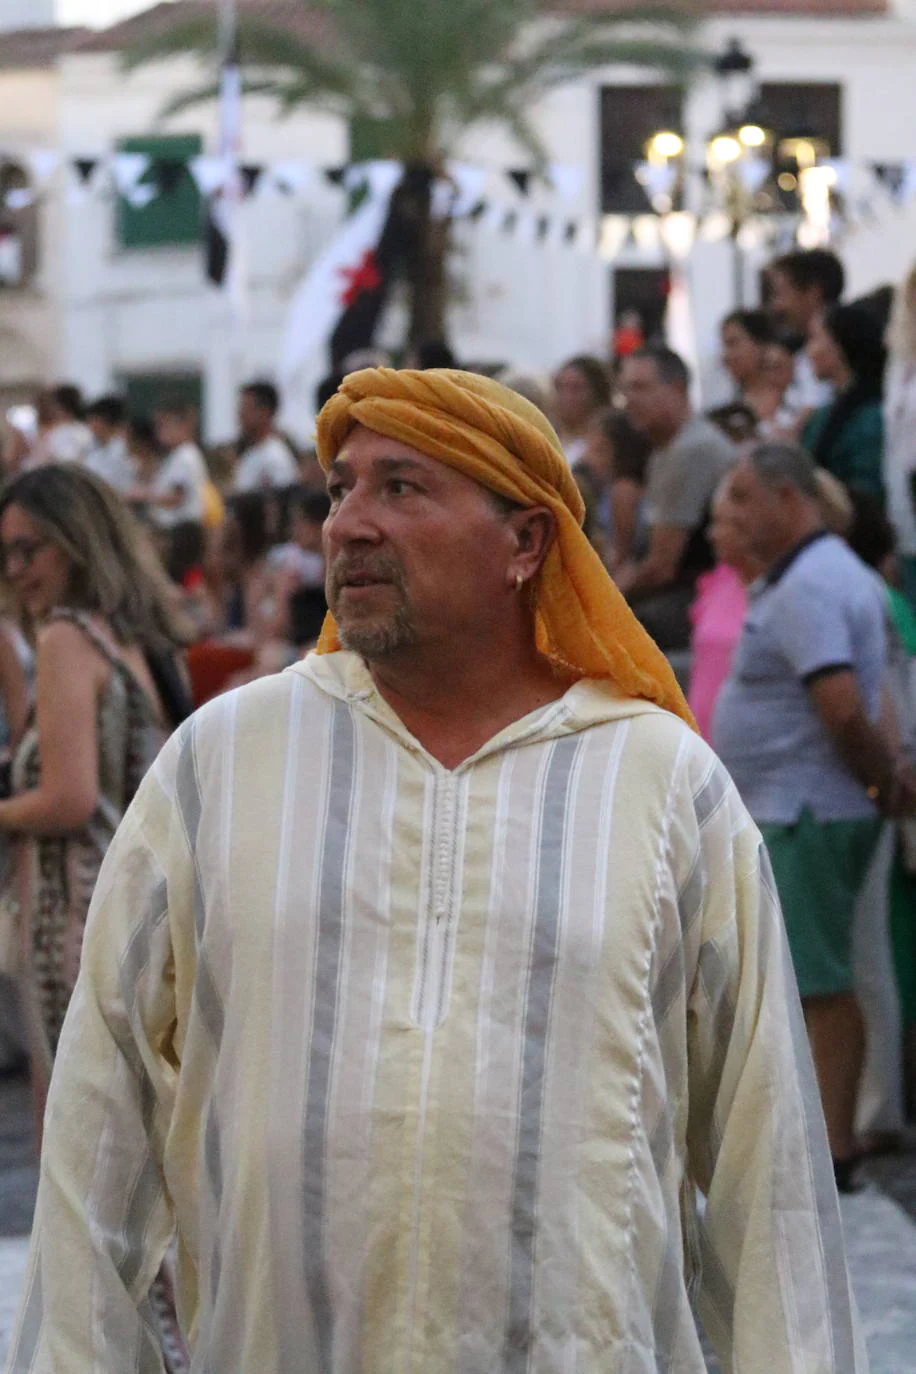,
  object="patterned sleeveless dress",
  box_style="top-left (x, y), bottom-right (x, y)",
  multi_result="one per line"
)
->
top-left (13, 609), bottom-right (165, 1066)
top-left (12, 609), bottom-right (191, 1373)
